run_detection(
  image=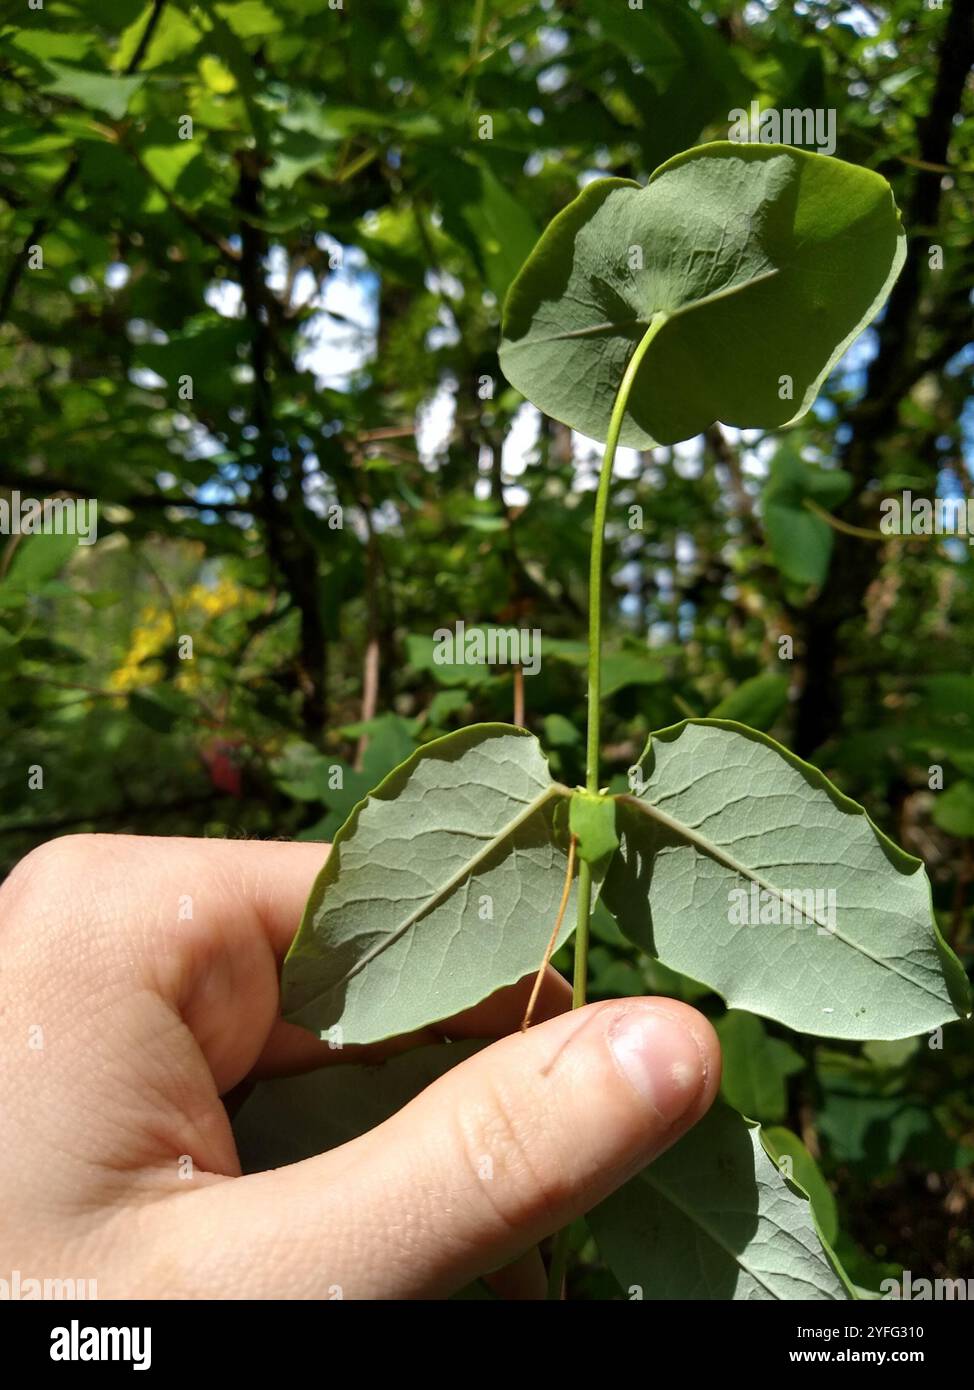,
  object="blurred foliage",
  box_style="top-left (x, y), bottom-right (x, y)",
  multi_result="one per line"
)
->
top-left (1, 0), bottom-right (973, 1295)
